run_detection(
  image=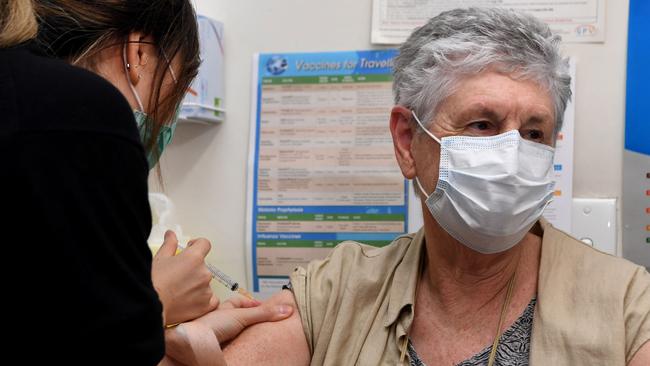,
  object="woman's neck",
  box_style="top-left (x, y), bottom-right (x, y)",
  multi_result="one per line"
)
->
top-left (419, 209), bottom-right (541, 317)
